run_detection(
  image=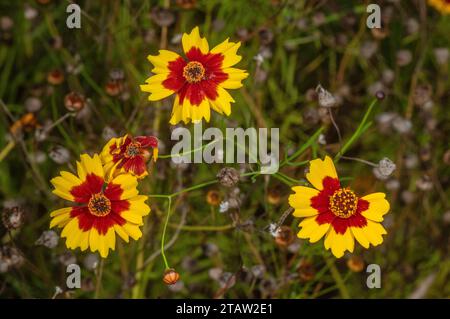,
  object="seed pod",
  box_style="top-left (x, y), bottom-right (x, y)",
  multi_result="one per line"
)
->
top-left (163, 268), bottom-right (180, 285)
top-left (105, 80), bottom-right (123, 96)
top-left (64, 92), bottom-right (85, 112)
top-left (347, 256), bottom-right (365, 272)
top-left (297, 260), bottom-right (315, 282)
top-left (0, 245), bottom-right (24, 273)
top-left (176, 0), bottom-right (197, 9)
top-left (275, 226), bottom-right (294, 247)
top-left (151, 7), bottom-right (175, 27)
top-left (217, 167), bottom-right (240, 187)
top-left (267, 187), bottom-right (281, 205)
top-left (316, 84), bottom-right (337, 108)
top-left (206, 190), bottom-right (221, 206)
top-left (49, 145), bottom-right (71, 164)
top-left (35, 230), bottom-right (59, 248)
top-left (2, 206), bottom-right (25, 230)
top-left (47, 69), bottom-right (64, 85)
